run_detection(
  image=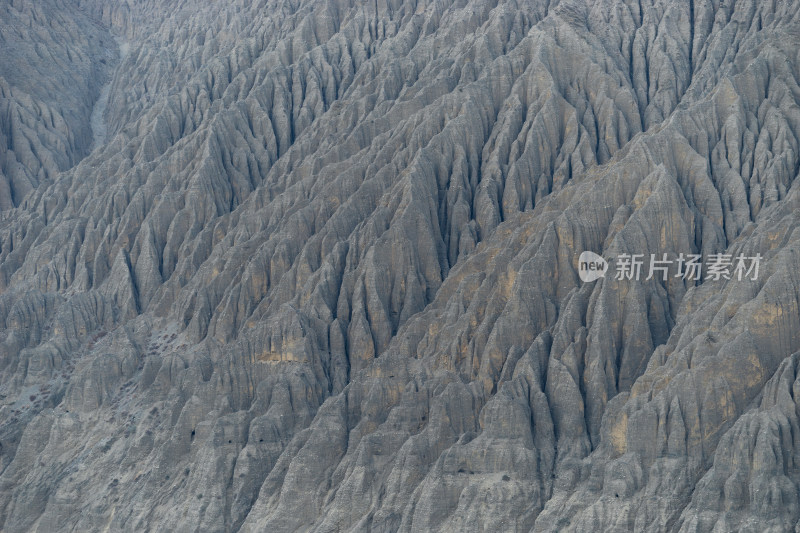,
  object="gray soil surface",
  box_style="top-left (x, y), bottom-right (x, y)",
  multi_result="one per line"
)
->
top-left (1, 0), bottom-right (800, 531)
